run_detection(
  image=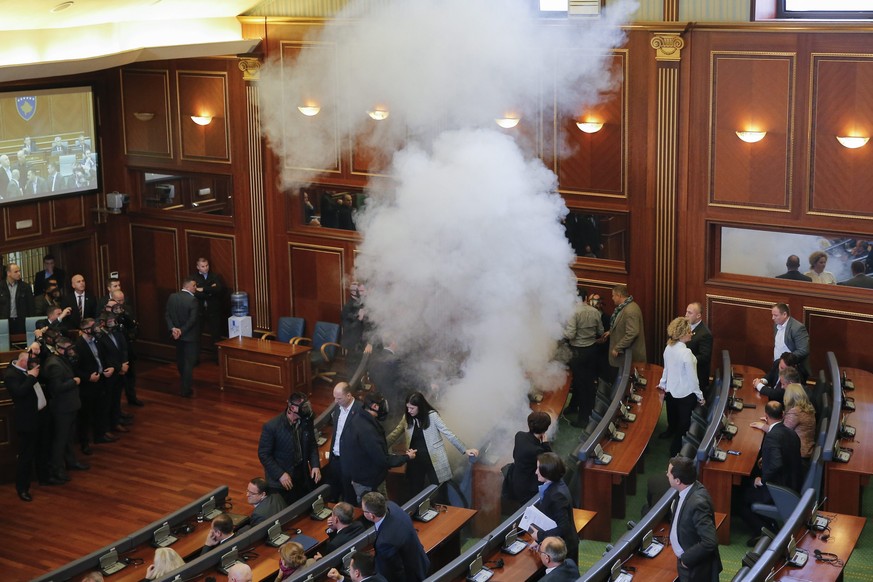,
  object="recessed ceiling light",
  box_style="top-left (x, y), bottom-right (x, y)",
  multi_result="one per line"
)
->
top-left (50, 1), bottom-right (75, 13)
